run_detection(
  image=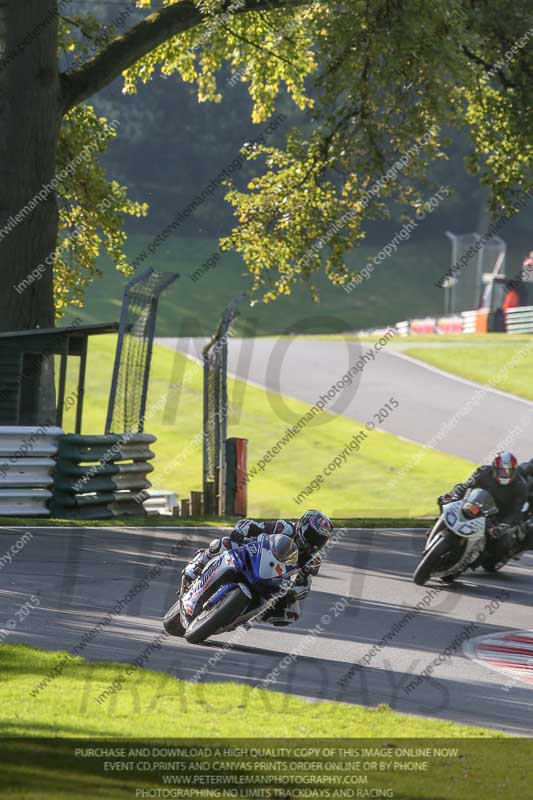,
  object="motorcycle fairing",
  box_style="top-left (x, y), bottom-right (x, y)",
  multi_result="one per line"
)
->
top-left (231, 534), bottom-right (298, 593)
top-left (181, 551), bottom-right (237, 616)
top-left (180, 534), bottom-right (300, 635)
top-left (425, 500), bottom-right (486, 578)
